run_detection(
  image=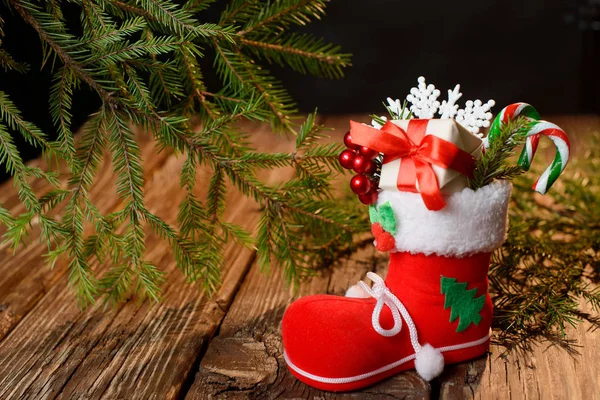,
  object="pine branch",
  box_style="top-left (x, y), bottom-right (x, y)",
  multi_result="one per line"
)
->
top-left (86, 36), bottom-right (186, 66)
top-left (137, 0), bottom-right (235, 41)
top-left (44, 0), bottom-right (64, 21)
top-left (102, 109), bottom-right (160, 302)
top-left (80, 17), bottom-right (146, 49)
top-left (488, 131), bottom-right (600, 351)
top-left (469, 117), bottom-right (530, 190)
top-left (238, 0), bottom-right (326, 36)
top-left (183, 0), bottom-right (218, 13)
top-left (0, 204), bottom-right (13, 226)
top-left (0, 0), bottom-right (353, 306)
top-left (239, 34), bottom-right (350, 78)
top-left (274, 205), bottom-right (307, 286)
top-left (206, 165), bottom-right (226, 224)
top-left (69, 111), bottom-right (106, 197)
top-left (144, 58), bottom-right (183, 107)
top-left (10, 1), bottom-right (115, 103)
top-left (123, 63), bottom-right (156, 112)
top-left (0, 48), bottom-right (29, 72)
top-left (49, 67), bottom-right (75, 160)
top-left (61, 112), bottom-right (107, 306)
top-left (219, 0), bottom-right (261, 25)
top-left (110, 1), bottom-right (154, 20)
top-left (0, 122), bottom-right (39, 212)
top-left (0, 91), bottom-right (54, 153)
top-left (213, 41), bottom-right (295, 131)
top-left (80, 0), bottom-right (113, 38)
top-left (106, 111), bottom-right (144, 207)
top-left (176, 43), bottom-right (218, 119)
